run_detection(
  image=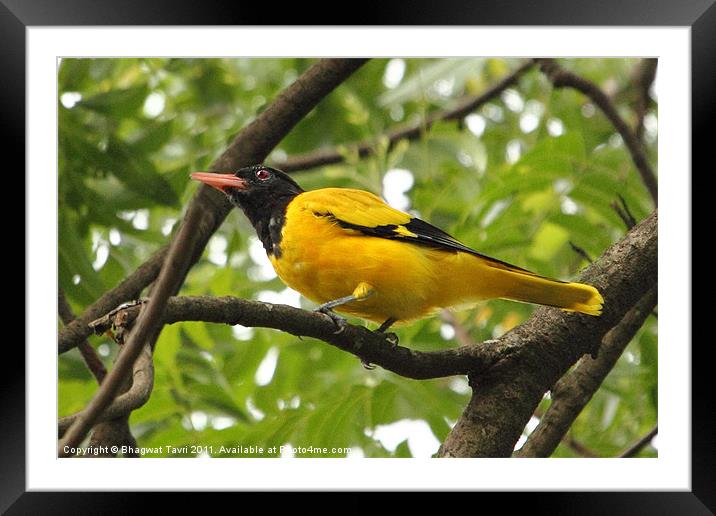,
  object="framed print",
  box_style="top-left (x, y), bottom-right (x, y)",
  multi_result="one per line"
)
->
top-left (9, 0), bottom-right (708, 511)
